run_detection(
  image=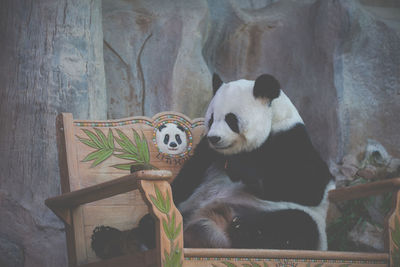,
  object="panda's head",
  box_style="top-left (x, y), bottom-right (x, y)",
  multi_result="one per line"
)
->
top-left (205, 74), bottom-right (303, 155)
top-left (156, 123), bottom-right (188, 155)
